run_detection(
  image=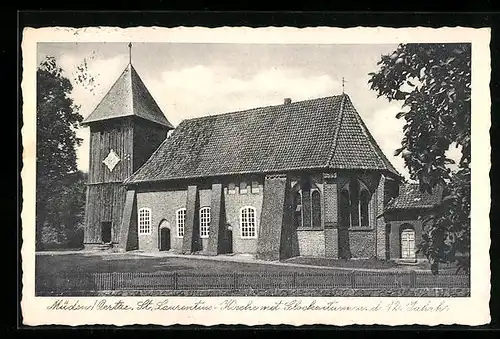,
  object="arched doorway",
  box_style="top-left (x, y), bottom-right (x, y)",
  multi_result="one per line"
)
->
top-left (400, 225), bottom-right (416, 260)
top-left (158, 220), bottom-right (171, 251)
